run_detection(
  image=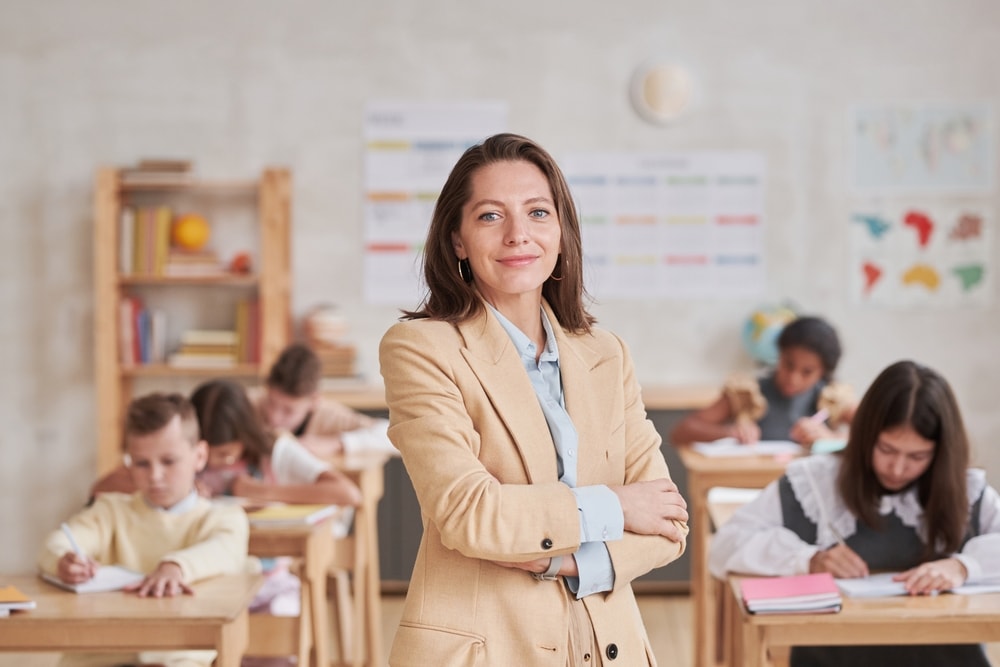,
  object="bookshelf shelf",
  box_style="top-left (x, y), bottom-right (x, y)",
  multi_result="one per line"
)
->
top-left (94, 166), bottom-right (292, 476)
top-left (121, 363), bottom-right (263, 378)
